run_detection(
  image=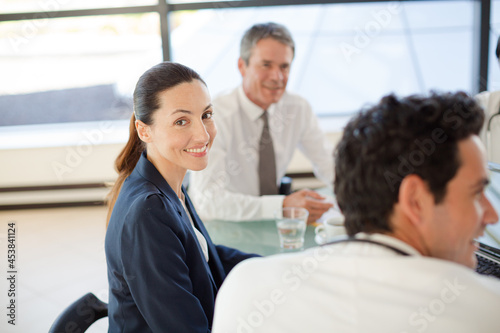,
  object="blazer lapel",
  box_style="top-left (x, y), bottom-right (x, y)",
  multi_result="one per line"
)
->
top-left (134, 152), bottom-right (222, 289)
